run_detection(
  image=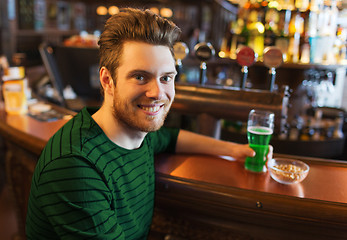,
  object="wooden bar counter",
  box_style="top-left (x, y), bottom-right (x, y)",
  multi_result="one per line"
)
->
top-left (0, 103), bottom-right (72, 239)
top-left (0, 104), bottom-right (346, 239)
top-left (153, 154), bottom-right (347, 239)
